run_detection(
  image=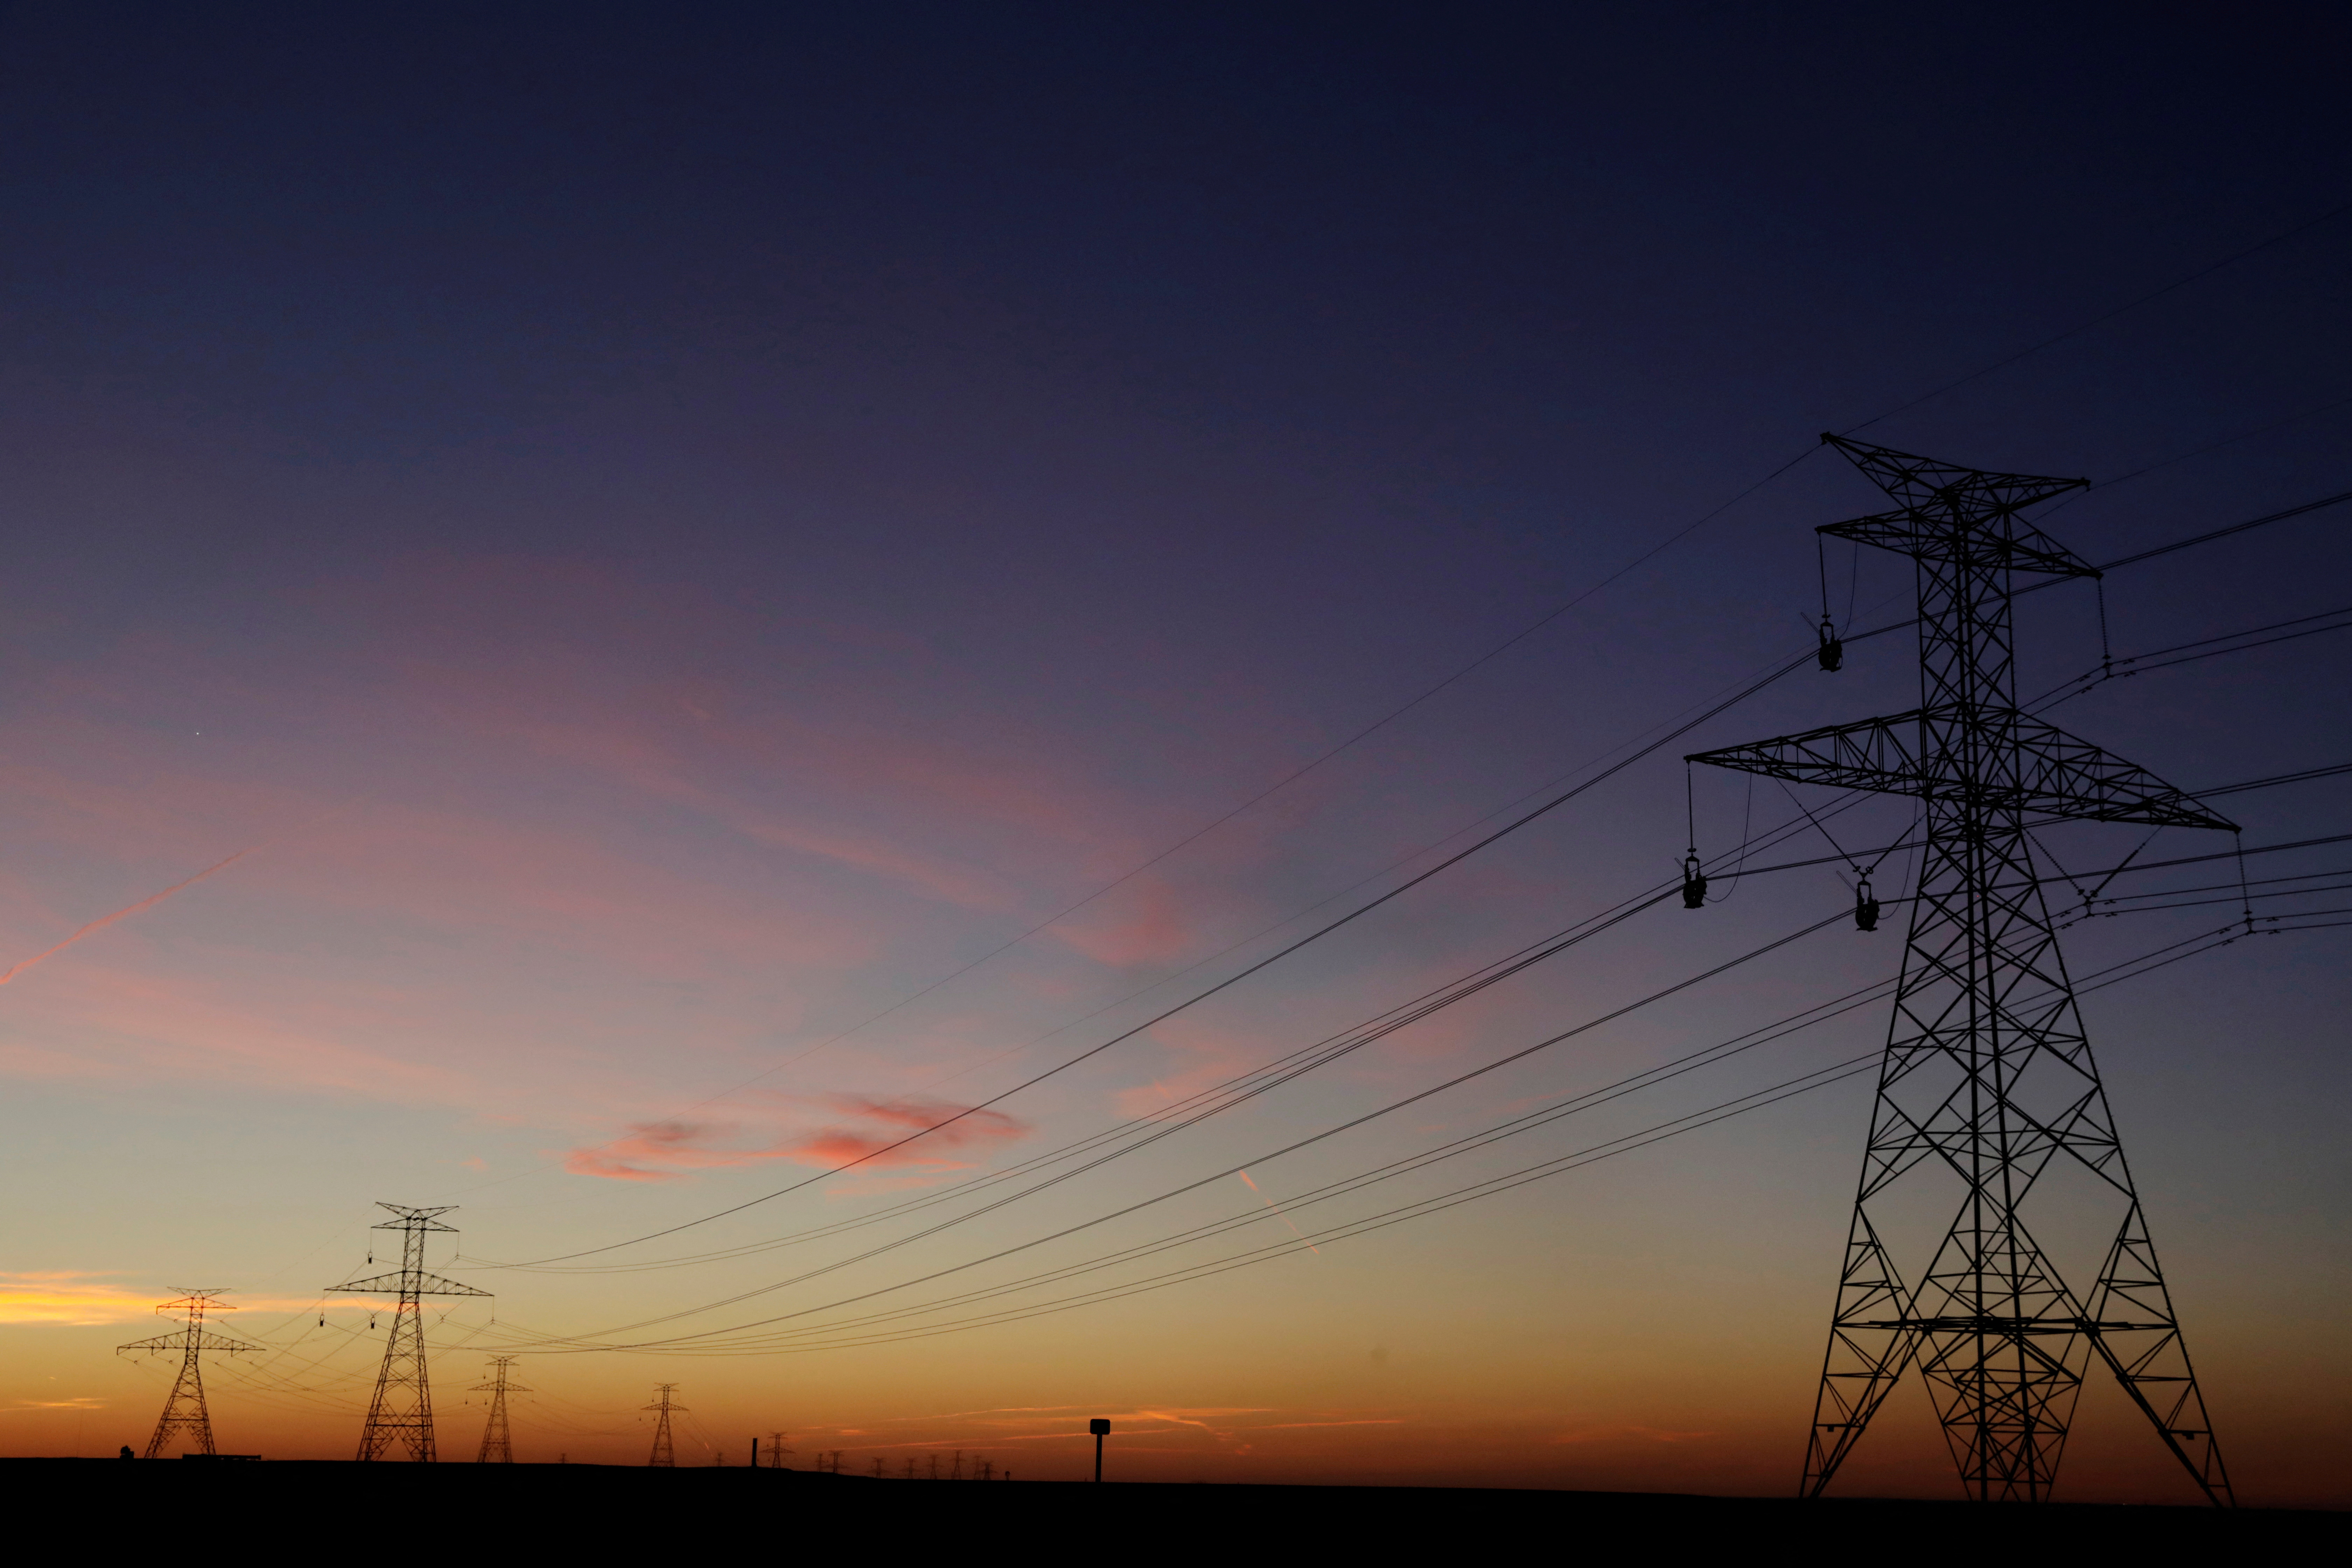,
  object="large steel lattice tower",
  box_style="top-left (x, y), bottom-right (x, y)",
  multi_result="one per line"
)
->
top-left (328, 1203), bottom-right (490, 1462)
top-left (471, 1356), bottom-right (529, 1463)
top-left (117, 1290), bottom-right (261, 1458)
top-left (1690, 435), bottom-right (2234, 1505)
top-left (645, 1384), bottom-right (685, 1467)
